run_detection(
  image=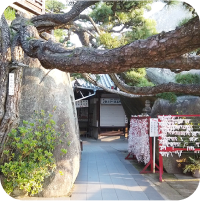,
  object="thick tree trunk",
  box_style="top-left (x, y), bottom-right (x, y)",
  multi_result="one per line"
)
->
top-left (18, 16), bottom-right (200, 74)
top-left (0, 15), bottom-right (22, 153)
